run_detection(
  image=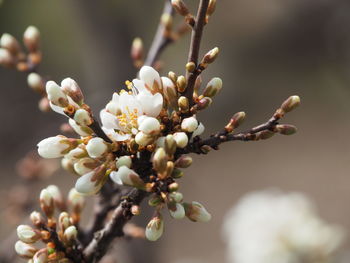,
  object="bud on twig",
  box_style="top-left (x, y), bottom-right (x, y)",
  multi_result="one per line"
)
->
top-left (207, 0), bottom-right (217, 16)
top-left (131, 37), bottom-right (144, 64)
top-left (225, 112), bottom-right (246, 133)
top-left (176, 75), bottom-right (187, 93)
top-left (23, 26), bottom-right (40, 52)
top-left (46, 81), bottom-right (69, 107)
top-left (201, 47), bottom-right (219, 66)
top-left (145, 214), bottom-right (164, 241)
top-left (68, 188), bottom-right (85, 216)
top-left (63, 225), bottom-right (78, 244)
top-left (46, 185), bottom-right (65, 211)
top-left (168, 203), bottom-right (185, 219)
top-left (173, 132), bottom-right (188, 148)
top-left (275, 124), bottom-right (297, 135)
top-left (61, 78), bottom-right (84, 105)
top-left (14, 241), bottom-right (37, 259)
top-left (175, 155), bottom-right (193, 168)
top-left (40, 189), bottom-right (55, 218)
top-left (109, 166), bottom-right (145, 190)
top-left (171, 0), bottom-right (190, 16)
top-left (153, 148), bottom-right (168, 173)
top-left (33, 248), bottom-right (48, 263)
top-left (0, 33), bottom-right (21, 54)
top-left (30, 211), bottom-right (45, 227)
top-left (162, 76), bottom-right (178, 109)
top-left (27, 73), bottom-right (45, 93)
top-left (171, 168), bottom-right (184, 179)
top-left (17, 225), bottom-right (41, 244)
top-left (184, 201), bottom-right (211, 222)
top-left (281, 95), bottom-right (300, 113)
top-left (74, 109), bottom-right (93, 126)
top-left (186, 62), bottom-right (196, 73)
top-left (161, 13), bottom-right (173, 32)
top-left (178, 96), bottom-right (189, 113)
top-left (0, 48), bottom-right (14, 67)
top-left (203, 77), bottom-right (222, 97)
top-left (181, 116), bottom-right (198, 133)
